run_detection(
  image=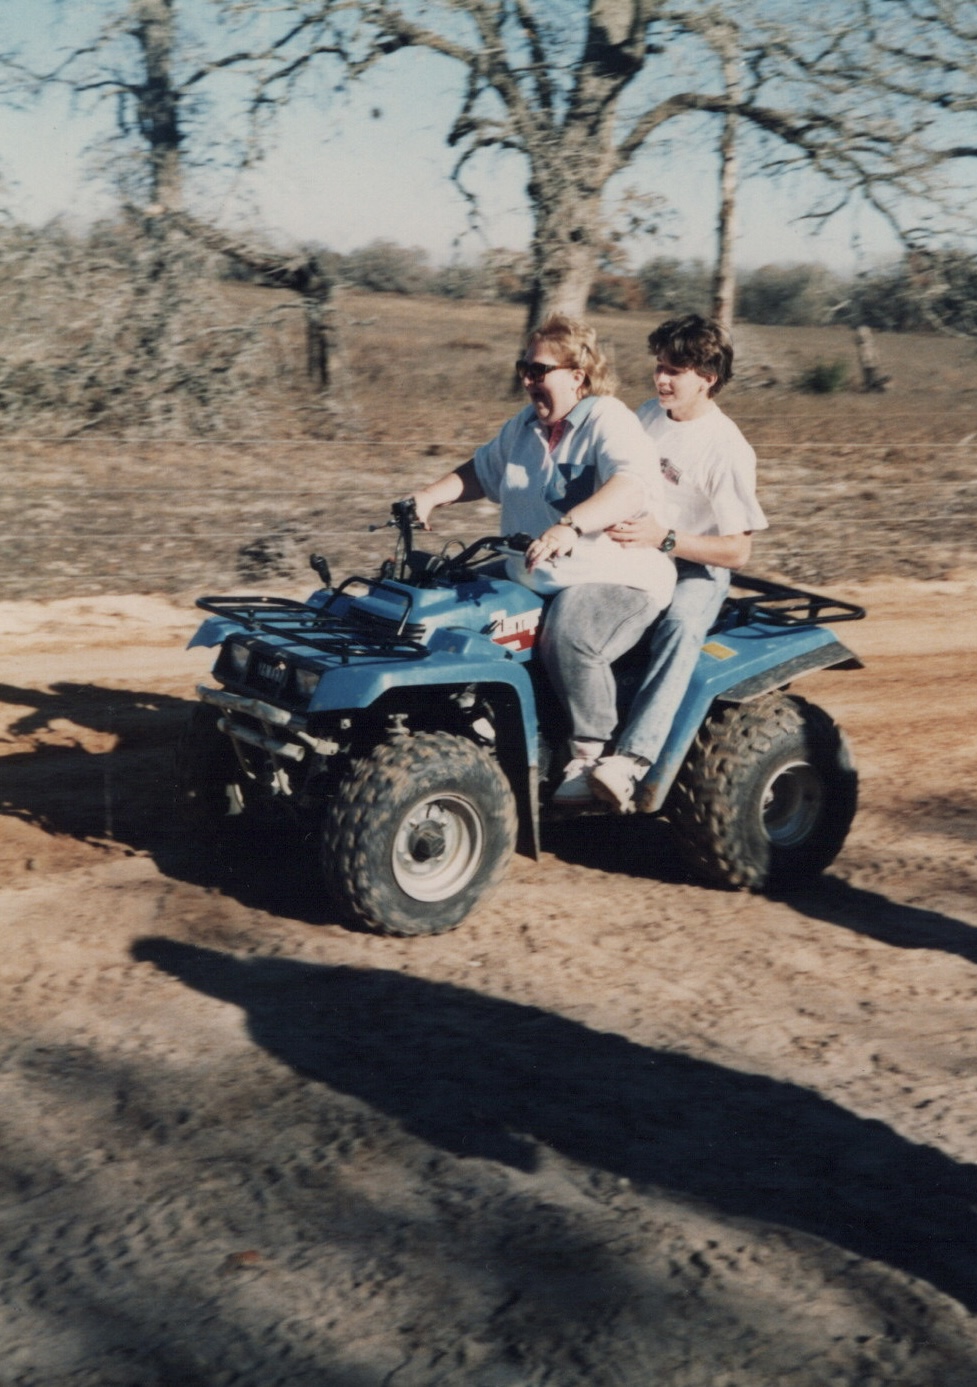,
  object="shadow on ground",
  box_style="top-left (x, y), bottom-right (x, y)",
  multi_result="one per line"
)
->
top-left (791, 876), bottom-right (977, 965)
top-left (134, 938), bottom-right (977, 1311)
top-left (5, 679), bottom-right (977, 956)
